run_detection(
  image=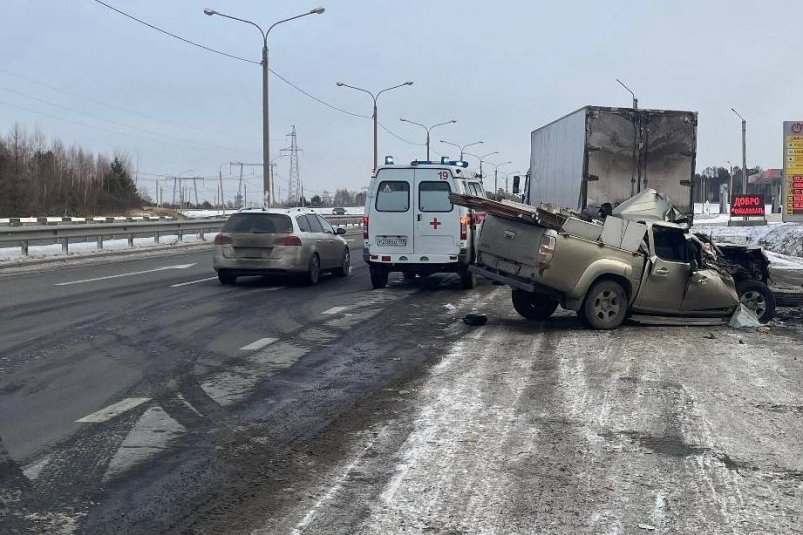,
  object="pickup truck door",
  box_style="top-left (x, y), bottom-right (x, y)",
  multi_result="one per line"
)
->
top-left (631, 225), bottom-right (690, 313)
top-left (680, 238), bottom-right (739, 312)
